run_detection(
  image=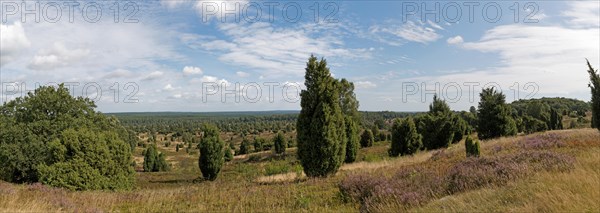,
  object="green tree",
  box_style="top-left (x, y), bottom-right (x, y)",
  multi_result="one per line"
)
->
top-left (476, 88), bottom-right (518, 139)
top-left (253, 137), bottom-right (264, 152)
top-left (143, 145), bottom-right (157, 172)
top-left (389, 117), bottom-right (422, 157)
top-left (416, 95), bottom-right (460, 149)
top-left (370, 125), bottom-right (380, 142)
top-left (587, 59), bottom-right (599, 131)
top-left (360, 129), bottom-right (374, 148)
top-left (156, 153), bottom-right (170, 171)
top-left (273, 132), bottom-right (287, 154)
top-left (521, 115), bottom-right (548, 134)
top-left (143, 145), bottom-right (169, 172)
top-left (296, 55), bottom-right (346, 177)
top-left (237, 138), bottom-right (251, 155)
top-left (549, 108), bottom-right (563, 130)
top-left (344, 116), bottom-right (360, 163)
top-left (339, 79), bottom-right (360, 163)
top-left (198, 124), bottom-right (224, 181)
top-left (0, 84), bottom-right (134, 190)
